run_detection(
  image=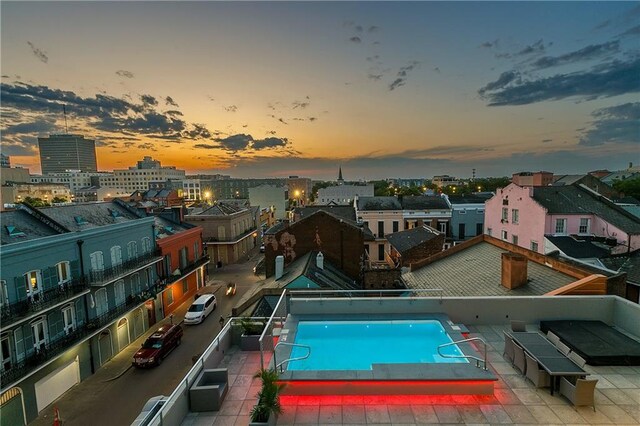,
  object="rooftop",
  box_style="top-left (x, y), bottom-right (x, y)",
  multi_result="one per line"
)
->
top-left (546, 235), bottom-right (612, 259)
top-left (1, 209), bottom-right (59, 245)
top-left (403, 241), bottom-right (577, 296)
top-left (294, 205), bottom-right (356, 222)
top-left (401, 195), bottom-right (450, 210)
top-left (356, 196), bottom-right (402, 211)
top-left (387, 225), bottom-right (441, 254)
